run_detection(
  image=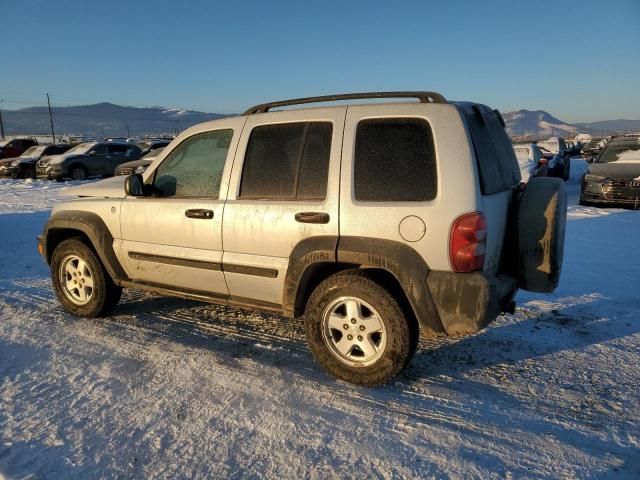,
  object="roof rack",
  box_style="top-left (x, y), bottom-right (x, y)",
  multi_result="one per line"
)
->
top-left (243, 91), bottom-right (447, 115)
